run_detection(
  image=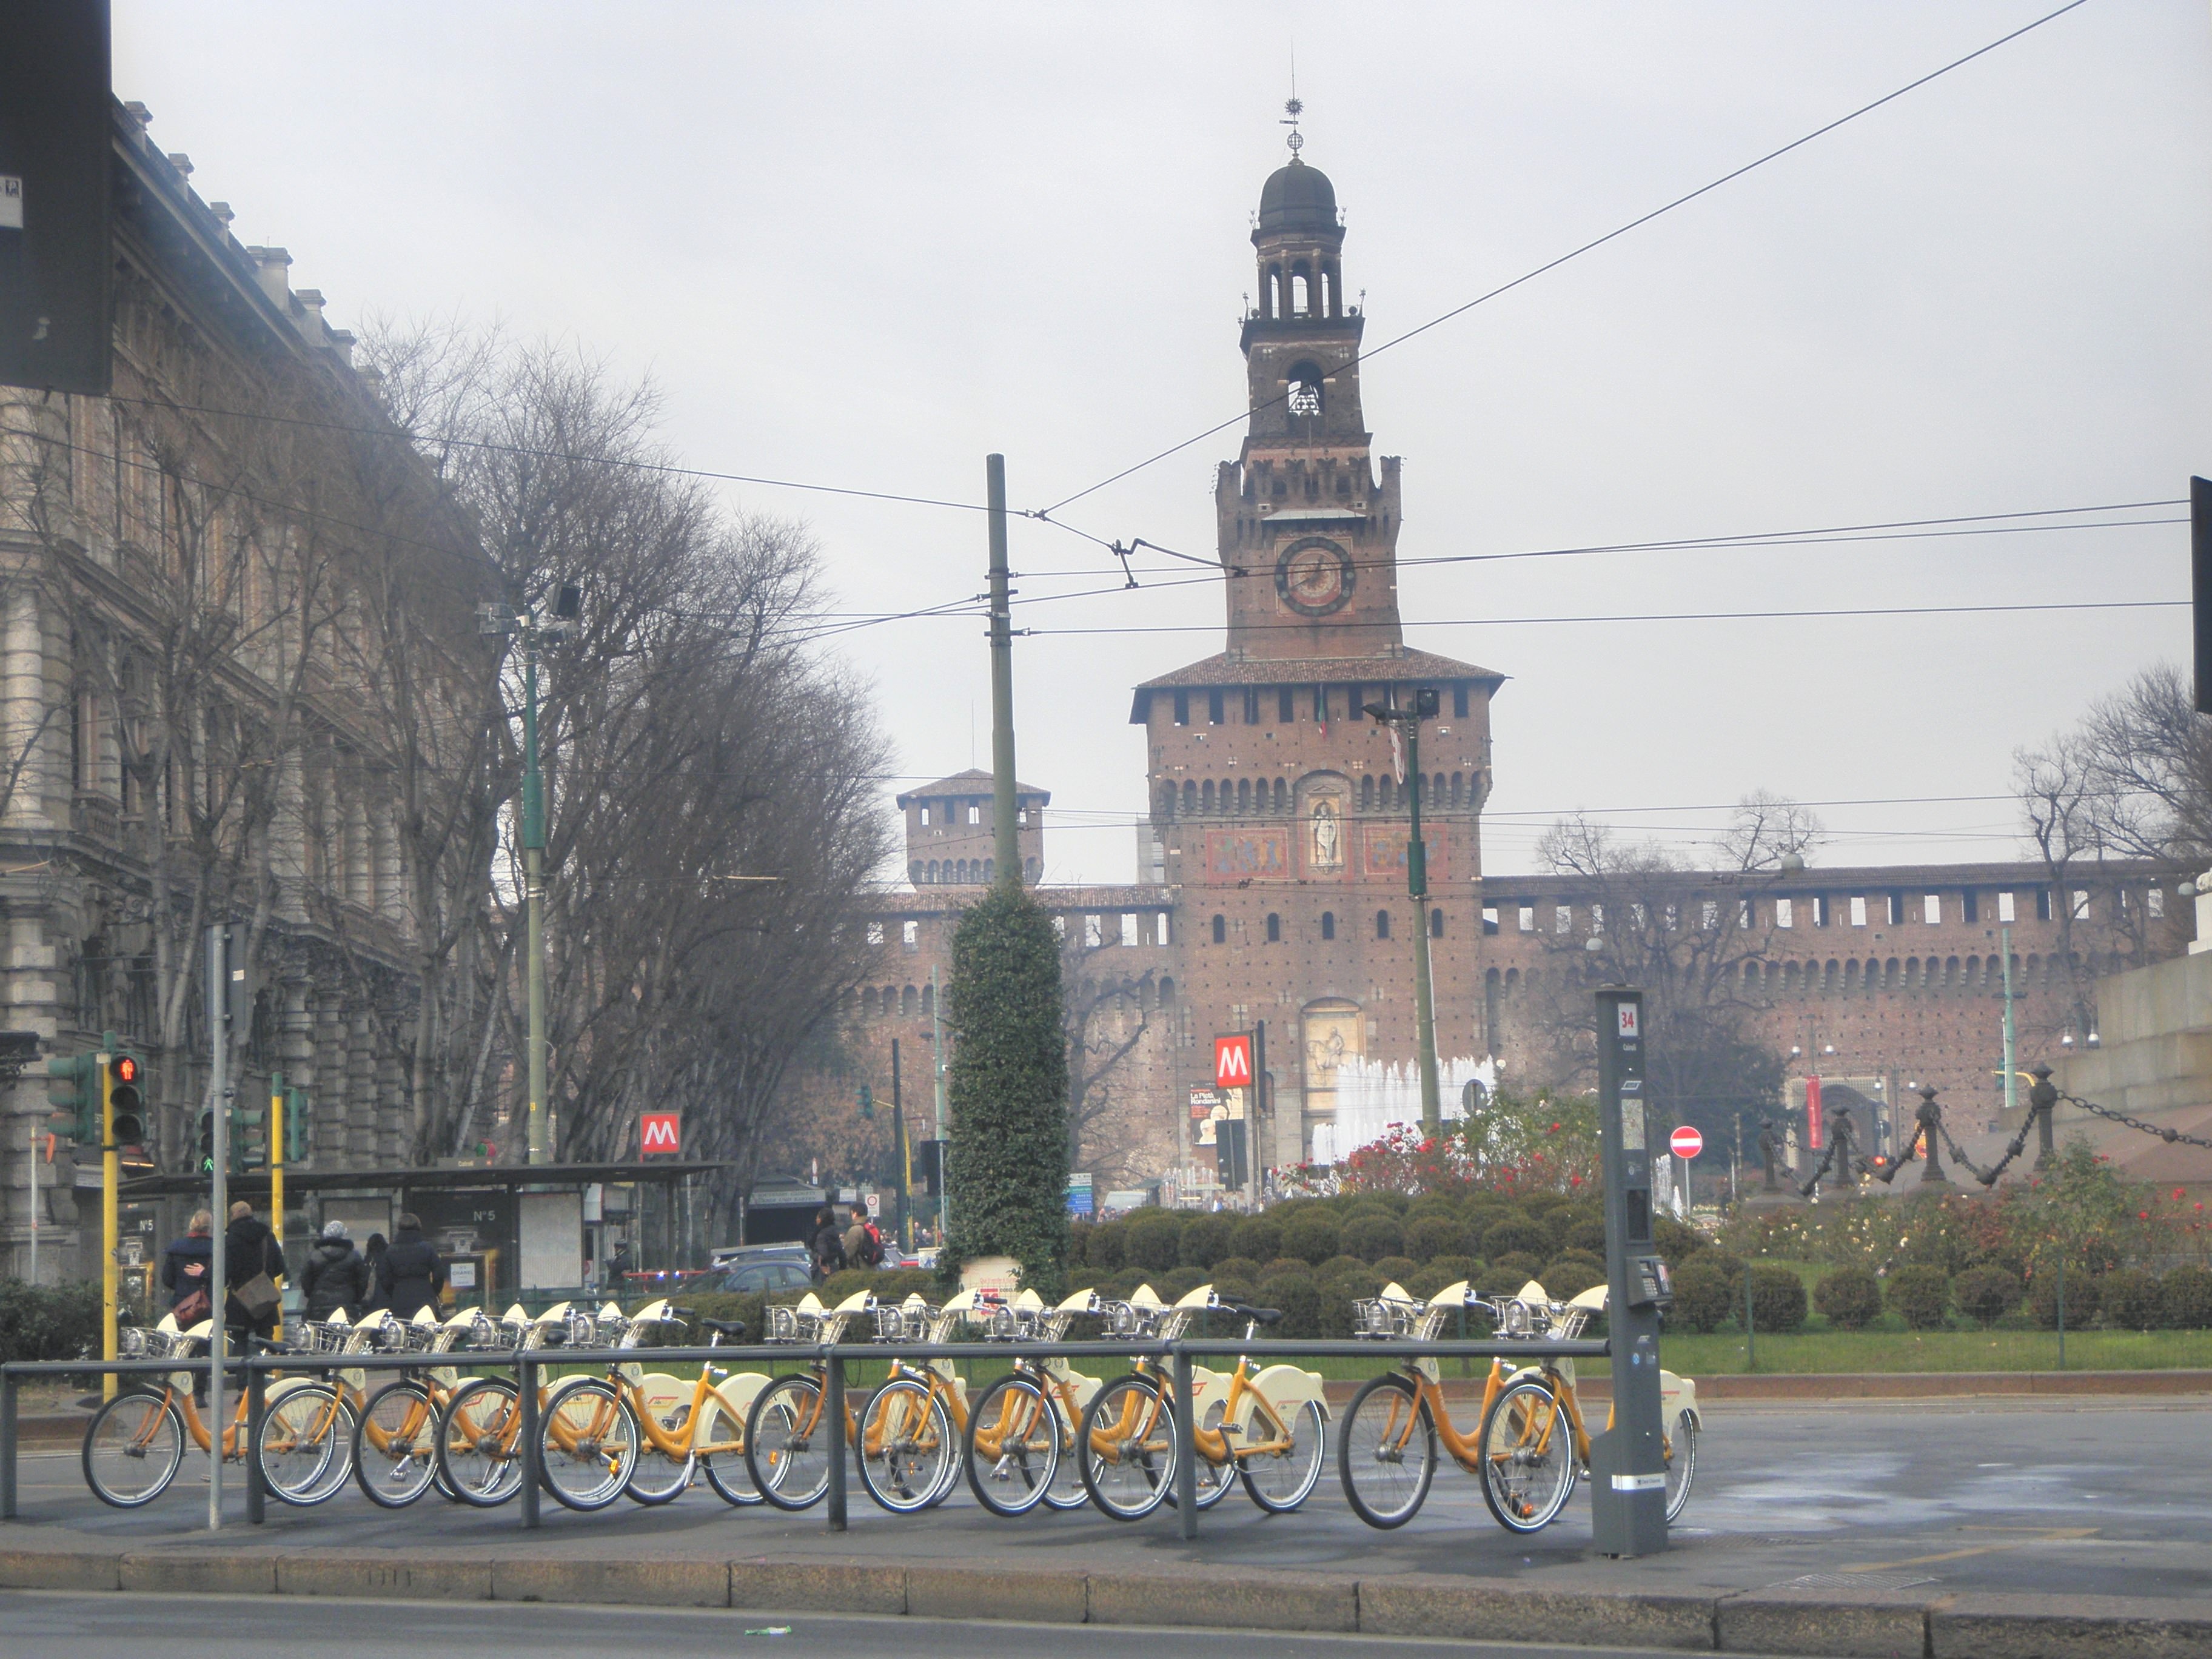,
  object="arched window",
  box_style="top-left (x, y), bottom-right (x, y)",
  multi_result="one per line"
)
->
top-left (1237, 779), bottom-right (1252, 813)
top-left (1359, 776), bottom-right (1374, 810)
top-left (862, 987), bottom-right (877, 1017)
top-left (984, 859), bottom-right (994, 883)
top-left (1290, 271), bottom-right (1310, 317)
top-left (1430, 908), bottom-right (1444, 938)
top-left (1265, 913), bottom-right (1281, 943)
top-left (902, 986), bottom-right (917, 1016)
top-left (1320, 911), bottom-right (1335, 940)
top-left (1275, 779), bottom-right (1289, 813)
top-left (909, 861), bottom-right (922, 886)
top-left (1212, 914), bottom-right (1227, 945)
top-left (920, 982), bottom-right (933, 1016)
top-left (1158, 783), bottom-right (1176, 820)
top-left (1158, 976), bottom-right (1175, 1004)
top-left (1202, 780), bottom-right (1215, 814)
top-left (1025, 856), bottom-right (1039, 881)
top-left (1182, 780), bottom-right (1198, 815)
top-left (1375, 910), bottom-right (1391, 940)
